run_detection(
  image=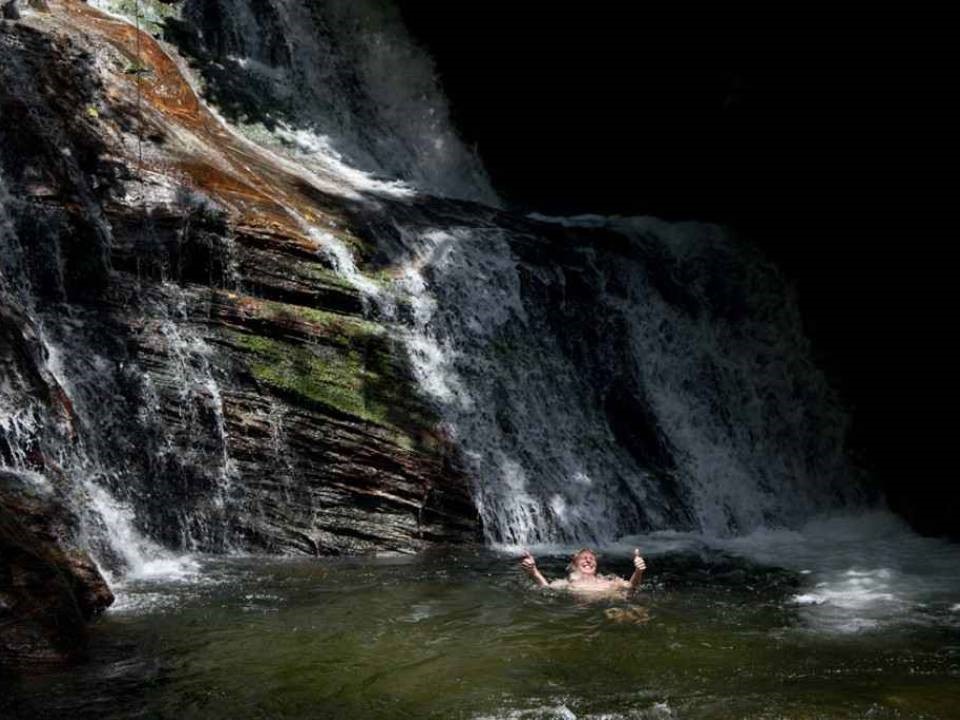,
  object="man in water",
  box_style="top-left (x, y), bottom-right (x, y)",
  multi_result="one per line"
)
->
top-left (520, 548), bottom-right (646, 594)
